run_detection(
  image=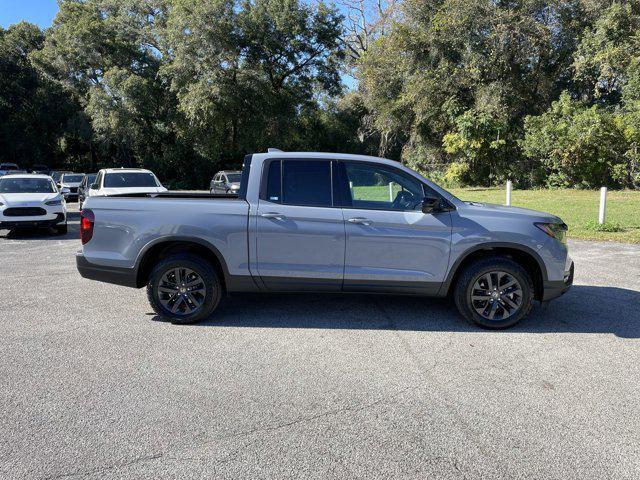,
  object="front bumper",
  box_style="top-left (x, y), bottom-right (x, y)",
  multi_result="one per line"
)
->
top-left (542, 261), bottom-right (574, 301)
top-left (0, 213), bottom-right (65, 229)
